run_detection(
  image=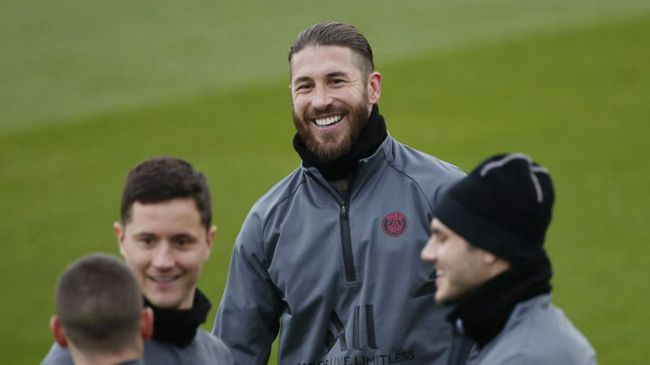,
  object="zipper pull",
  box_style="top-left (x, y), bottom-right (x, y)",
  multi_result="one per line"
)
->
top-left (340, 204), bottom-right (348, 219)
